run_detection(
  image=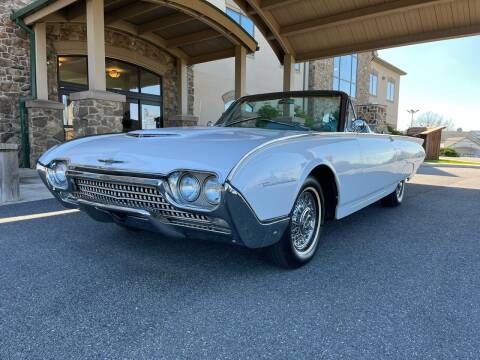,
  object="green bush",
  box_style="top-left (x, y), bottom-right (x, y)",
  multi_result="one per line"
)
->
top-left (387, 125), bottom-right (404, 135)
top-left (439, 147), bottom-right (459, 157)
